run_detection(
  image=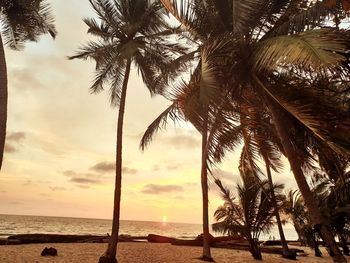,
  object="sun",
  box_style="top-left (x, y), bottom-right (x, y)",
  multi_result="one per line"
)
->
top-left (162, 216), bottom-right (167, 223)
